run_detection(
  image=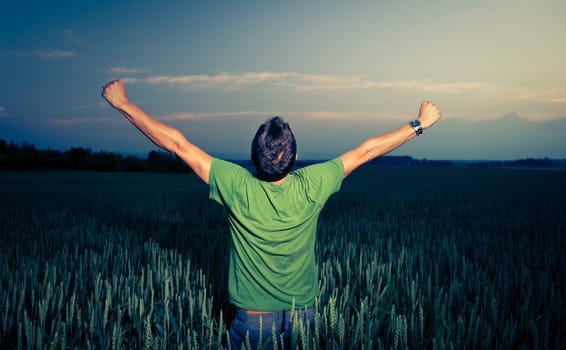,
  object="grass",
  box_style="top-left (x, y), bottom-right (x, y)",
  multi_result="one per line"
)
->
top-left (0, 167), bottom-right (564, 349)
